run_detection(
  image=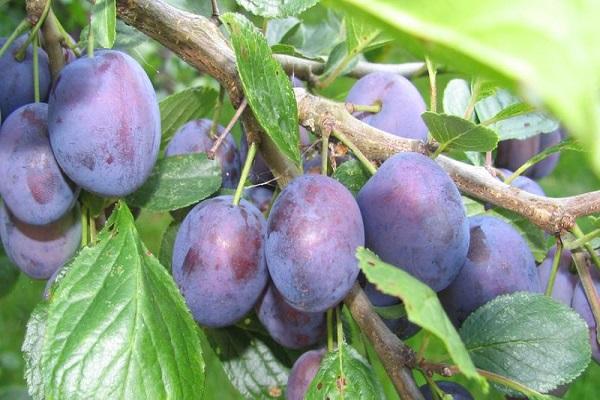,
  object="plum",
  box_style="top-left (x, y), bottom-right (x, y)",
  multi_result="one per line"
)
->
top-left (286, 348), bottom-right (325, 400)
top-left (495, 129), bottom-right (562, 180)
top-left (48, 50), bottom-right (160, 197)
top-left (0, 36), bottom-right (51, 120)
top-left (364, 283), bottom-right (420, 339)
top-left (571, 276), bottom-right (600, 363)
top-left (357, 152), bottom-right (469, 292)
top-left (172, 195), bottom-right (268, 327)
top-left (256, 284), bottom-right (325, 349)
top-left (244, 186), bottom-right (273, 214)
top-left (0, 202), bottom-right (81, 280)
top-left (165, 119), bottom-right (241, 189)
top-left (345, 72), bottom-right (428, 141)
top-left (266, 175), bottom-right (364, 312)
top-left (0, 103), bottom-right (78, 225)
top-left (419, 381), bottom-right (473, 400)
top-left (537, 247), bottom-right (577, 306)
top-left (439, 216), bottom-right (541, 325)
